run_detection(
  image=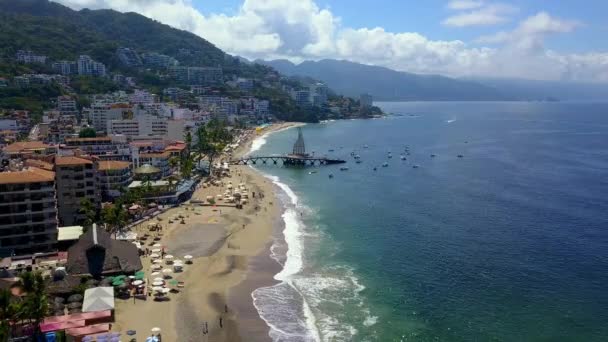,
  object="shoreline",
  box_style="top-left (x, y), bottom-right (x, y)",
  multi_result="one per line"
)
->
top-left (112, 122), bottom-right (303, 342)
